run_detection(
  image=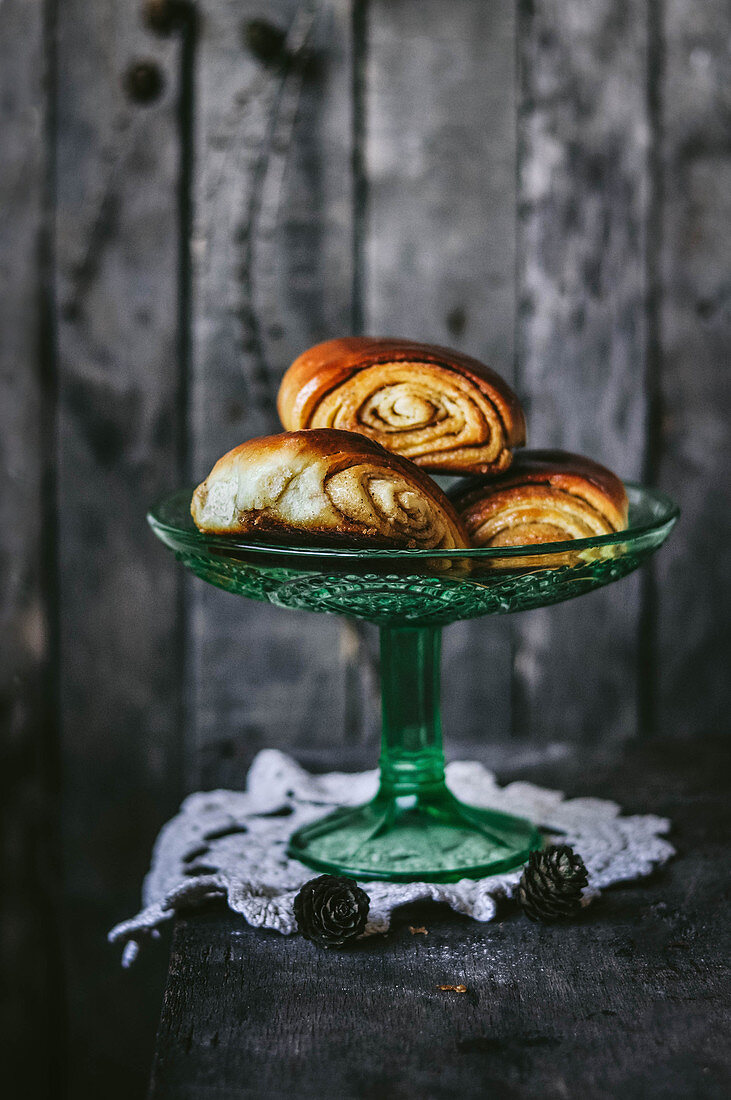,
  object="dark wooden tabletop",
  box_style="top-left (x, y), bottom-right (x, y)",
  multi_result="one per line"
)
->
top-left (148, 738), bottom-right (729, 1100)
